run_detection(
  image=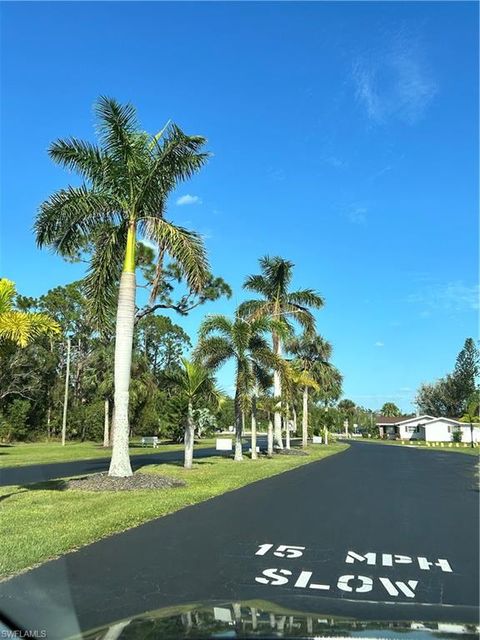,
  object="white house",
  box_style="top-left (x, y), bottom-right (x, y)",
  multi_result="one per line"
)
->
top-left (377, 415), bottom-right (480, 444)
